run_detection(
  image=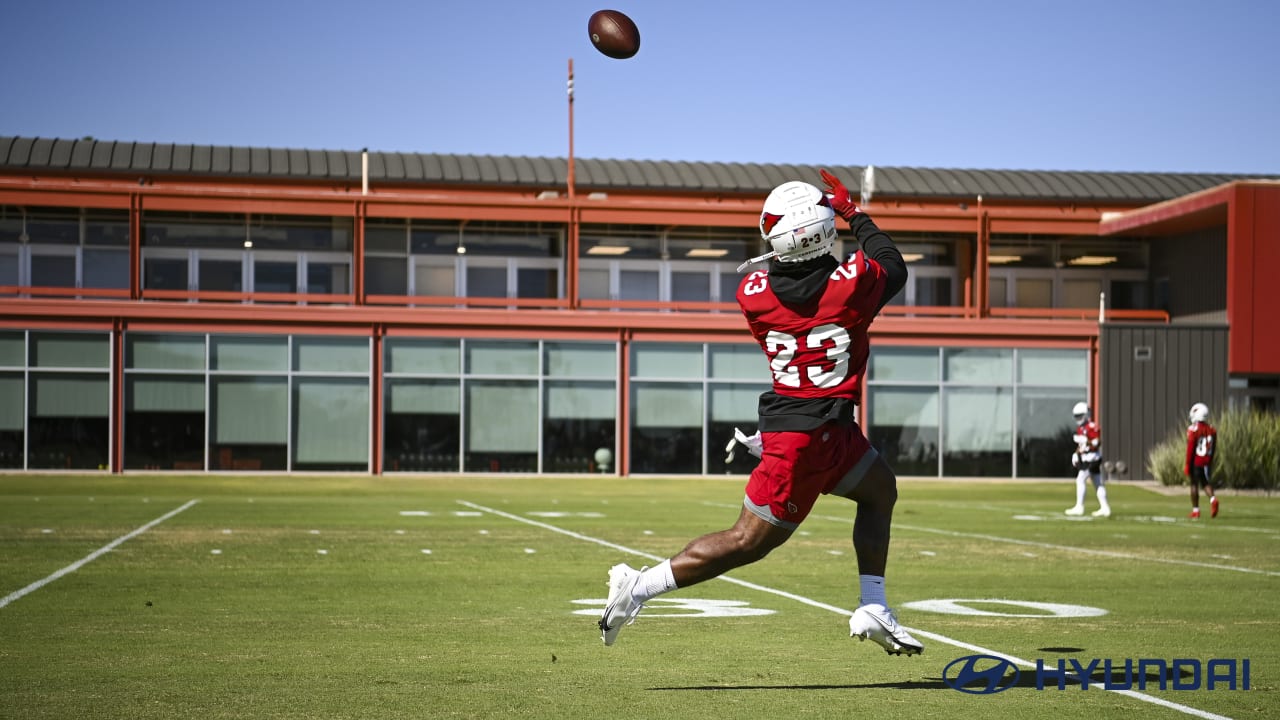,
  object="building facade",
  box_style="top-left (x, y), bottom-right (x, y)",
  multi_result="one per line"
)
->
top-left (2, 136), bottom-right (1277, 478)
